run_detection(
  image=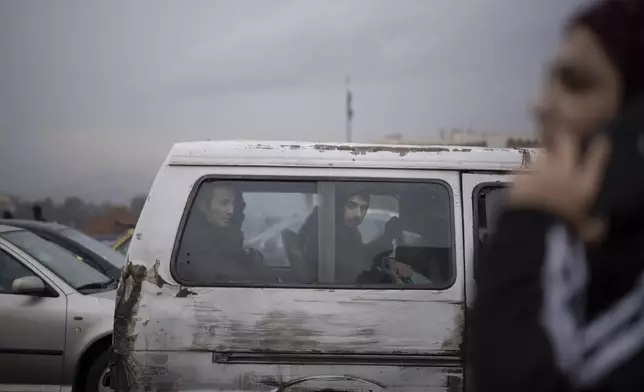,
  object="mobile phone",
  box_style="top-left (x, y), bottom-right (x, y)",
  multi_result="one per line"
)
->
top-left (583, 95), bottom-right (644, 231)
